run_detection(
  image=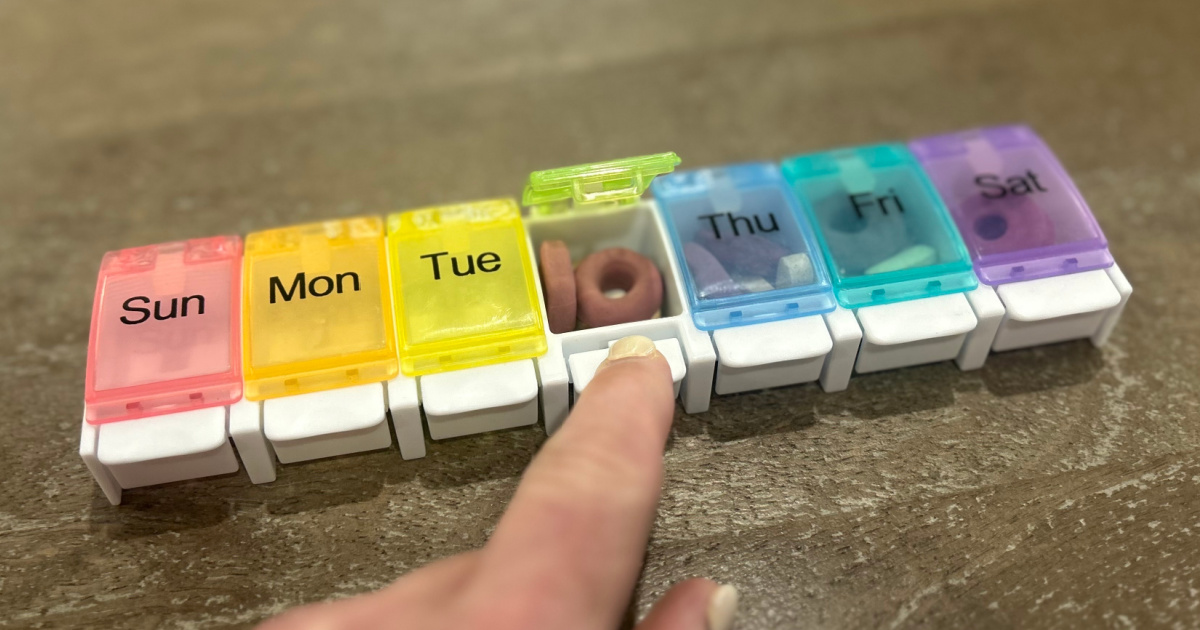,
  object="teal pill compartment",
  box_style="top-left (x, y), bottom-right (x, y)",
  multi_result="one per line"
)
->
top-left (652, 162), bottom-right (836, 330)
top-left (781, 144), bottom-right (977, 309)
